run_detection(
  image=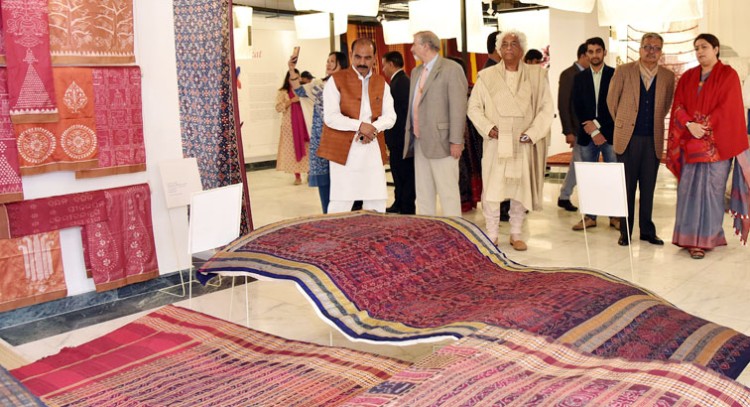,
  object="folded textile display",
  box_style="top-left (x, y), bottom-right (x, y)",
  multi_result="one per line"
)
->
top-left (0, 231), bottom-right (66, 312)
top-left (12, 305), bottom-right (408, 406)
top-left (199, 212), bottom-right (750, 379)
top-left (47, 0), bottom-right (135, 65)
top-left (81, 183), bottom-right (158, 292)
top-left (0, 69), bottom-right (23, 203)
top-left (75, 67), bottom-right (146, 178)
top-left (0, 0), bottom-right (58, 123)
top-left (1, 366), bottom-right (46, 407)
top-left (14, 67), bottom-right (98, 175)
